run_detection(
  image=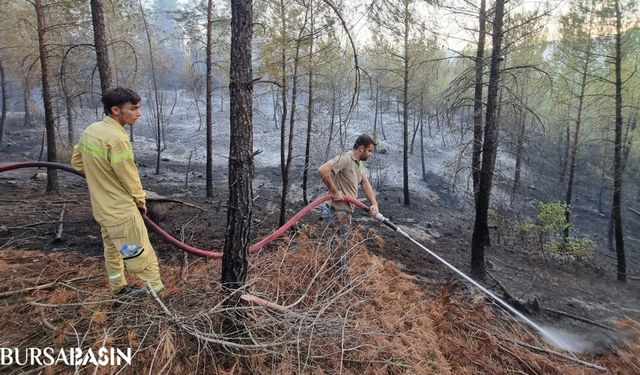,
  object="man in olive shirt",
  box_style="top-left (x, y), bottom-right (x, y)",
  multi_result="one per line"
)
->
top-left (318, 134), bottom-right (380, 278)
top-left (71, 87), bottom-right (164, 296)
